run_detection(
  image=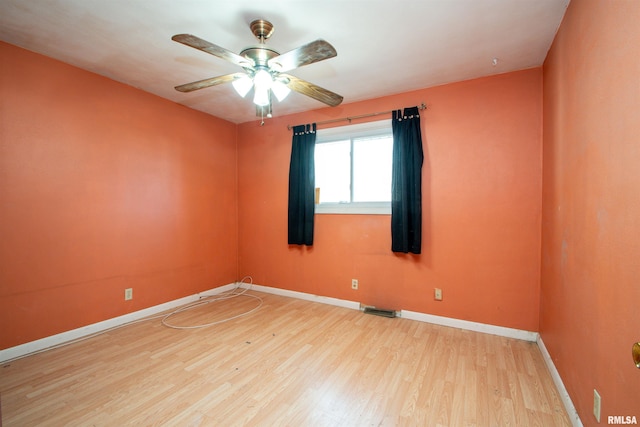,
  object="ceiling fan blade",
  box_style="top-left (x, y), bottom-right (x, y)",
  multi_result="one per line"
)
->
top-left (281, 74), bottom-right (343, 107)
top-left (268, 40), bottom-right (337, 73)
top-left (175, 72), bottom-right (244, 93)
top-left (172, 34), bottom-right (253, 68)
